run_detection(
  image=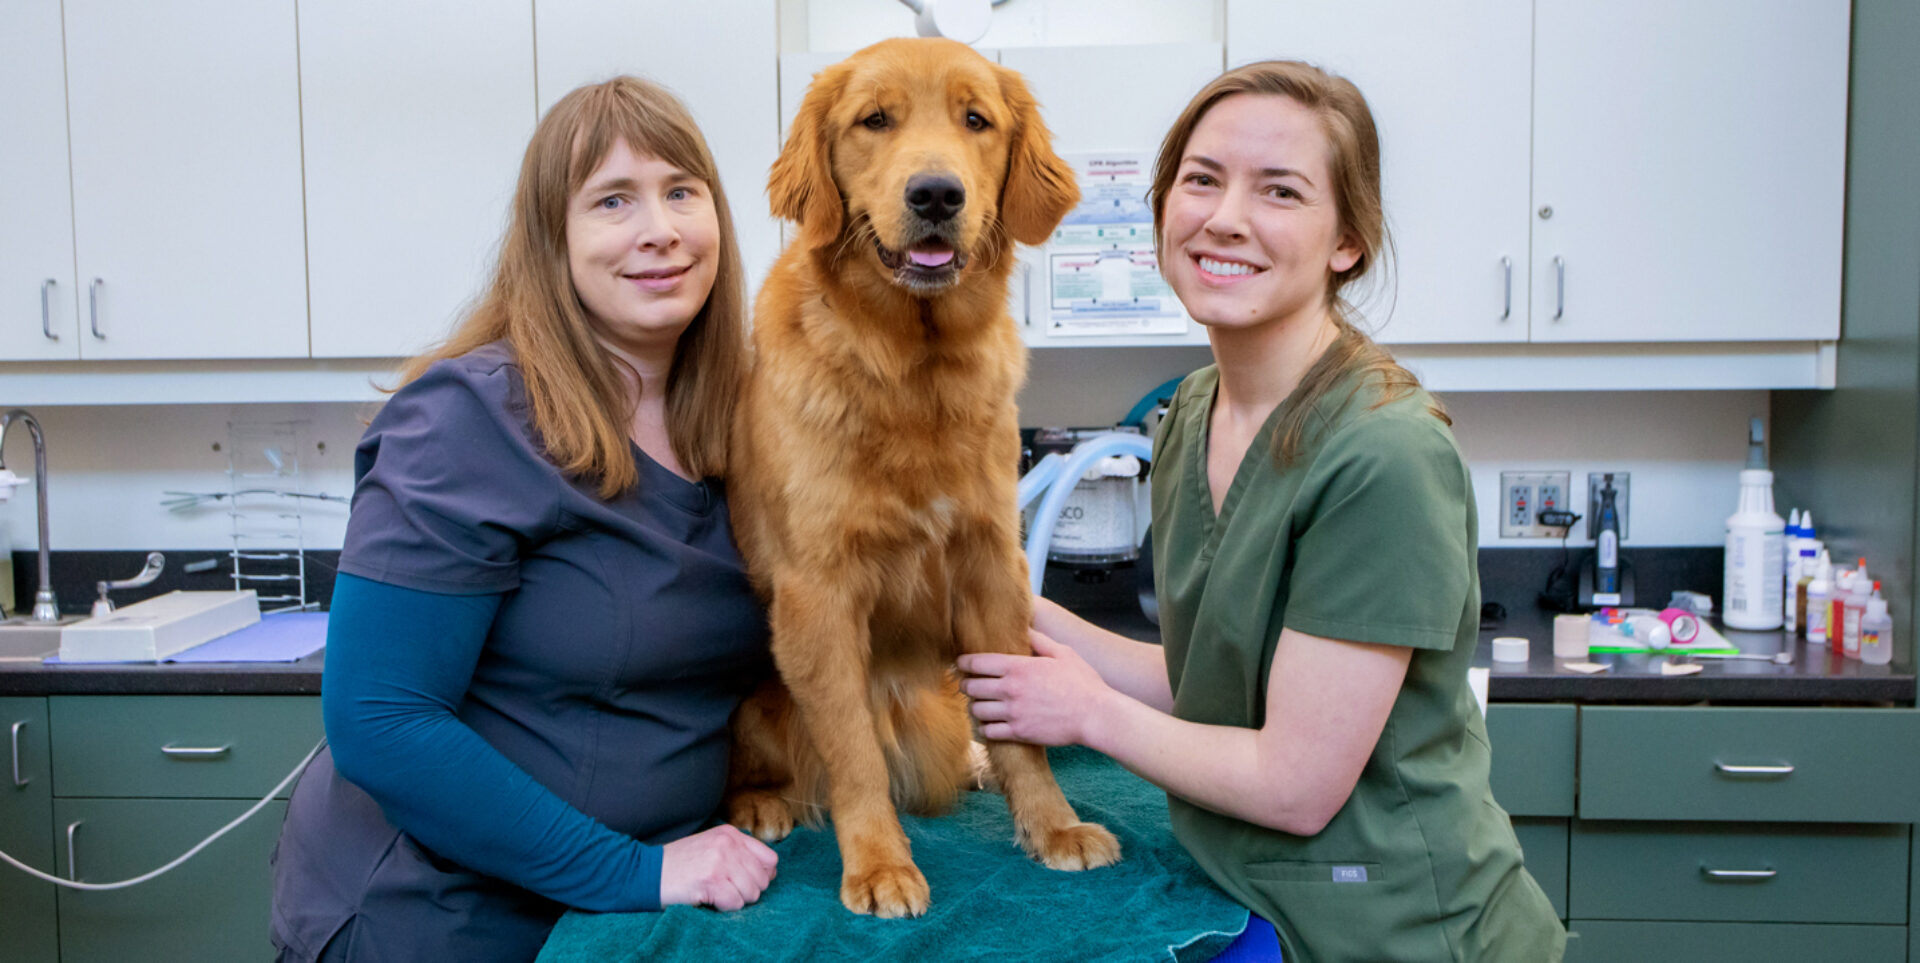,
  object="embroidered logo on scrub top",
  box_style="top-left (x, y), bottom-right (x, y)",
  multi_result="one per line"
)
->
top-left (1332, 865), bottom-right (1368, 883)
